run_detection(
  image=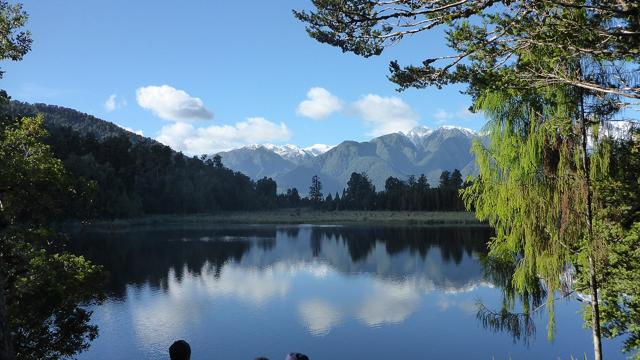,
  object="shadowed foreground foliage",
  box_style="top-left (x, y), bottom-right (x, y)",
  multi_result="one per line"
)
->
top-left (0, 110), bottom-right (105, 360)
